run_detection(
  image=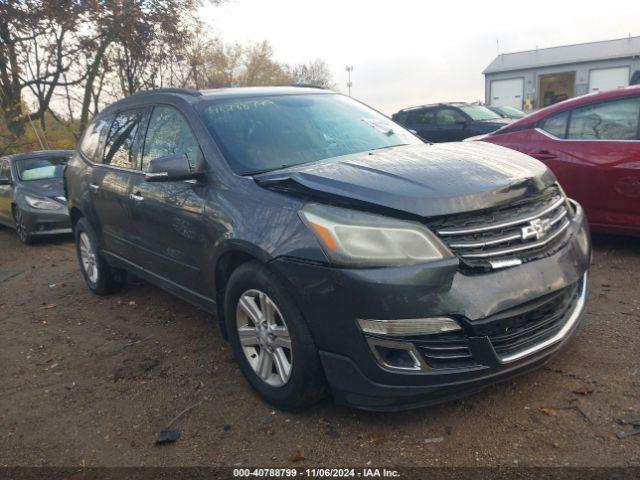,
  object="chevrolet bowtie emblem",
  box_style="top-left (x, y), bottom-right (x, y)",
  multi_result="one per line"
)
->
top-left (521, 218), bottom-right (552, 241)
